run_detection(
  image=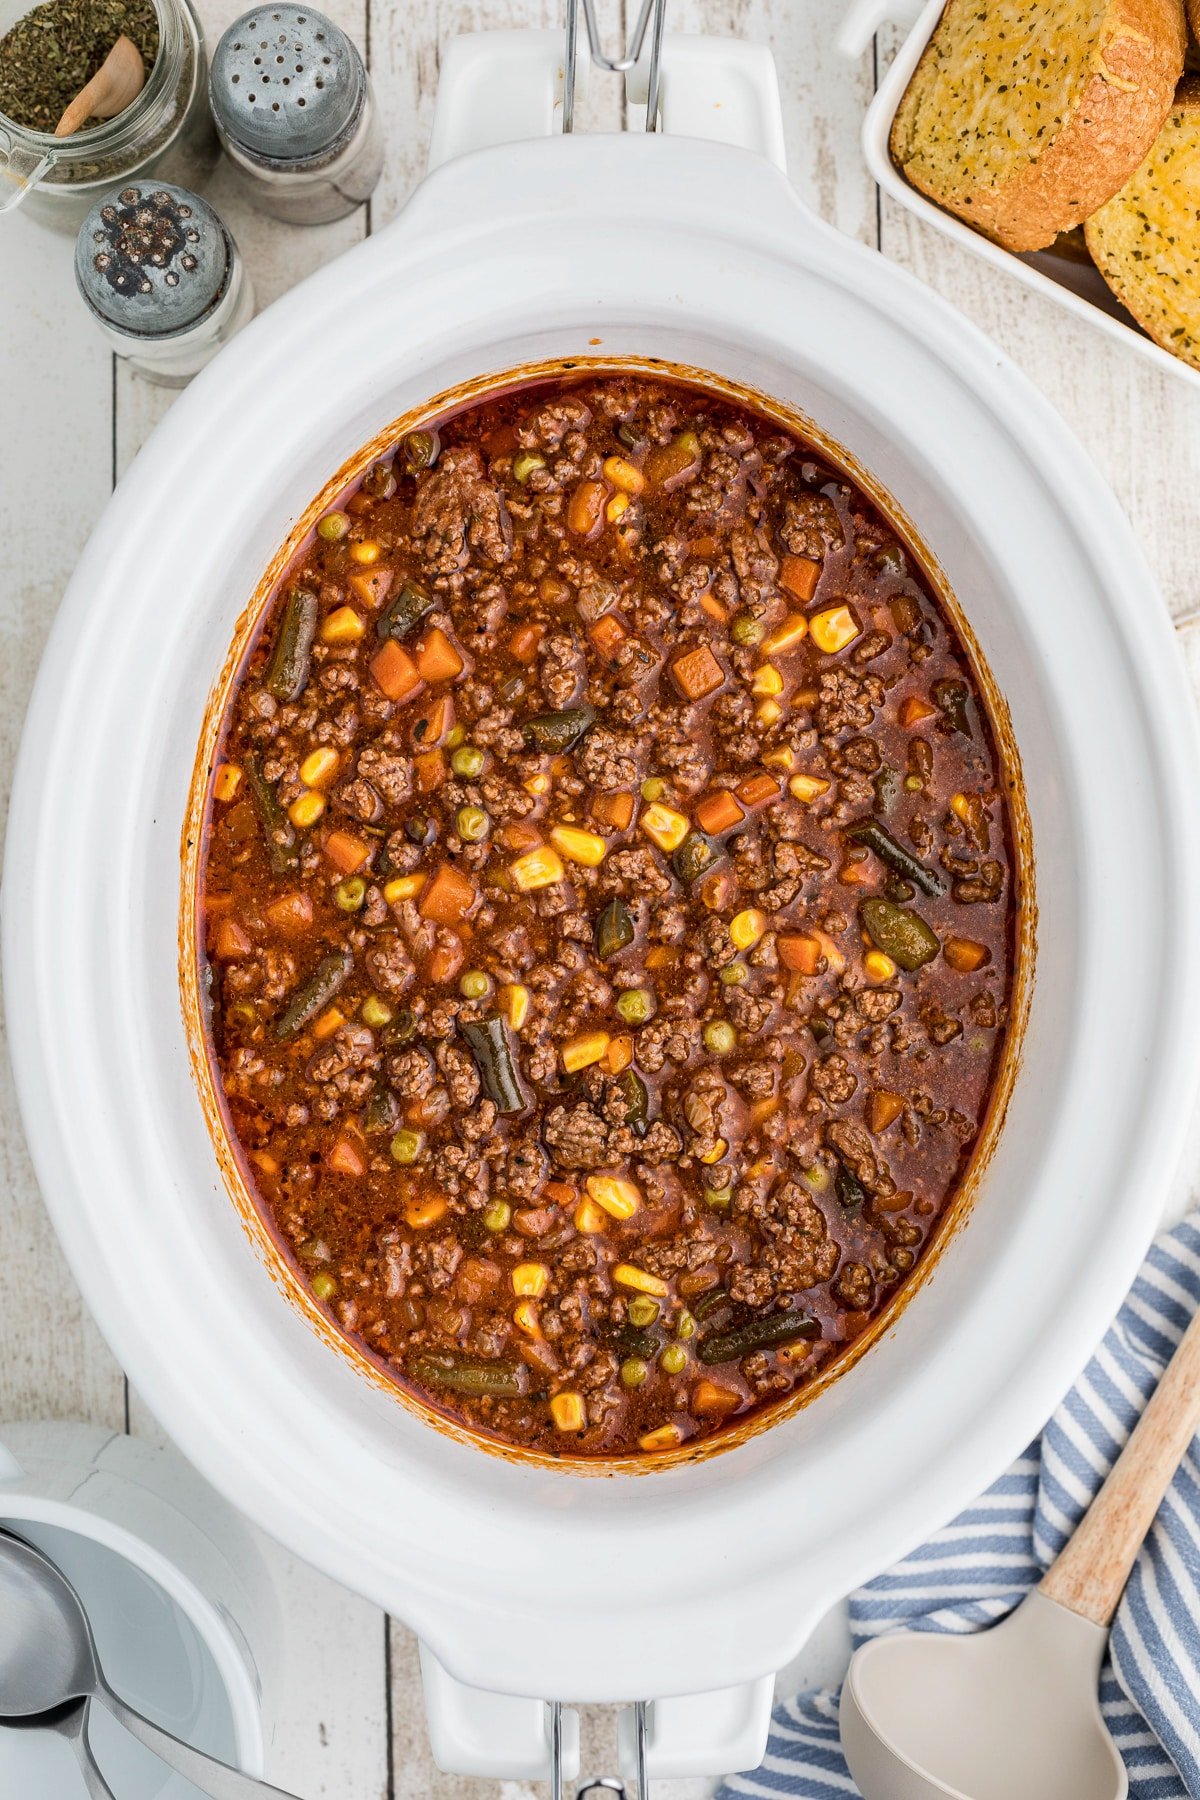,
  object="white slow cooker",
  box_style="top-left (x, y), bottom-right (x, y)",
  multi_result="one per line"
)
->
top-left (6, 29), bottom-right (1200, 1785)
